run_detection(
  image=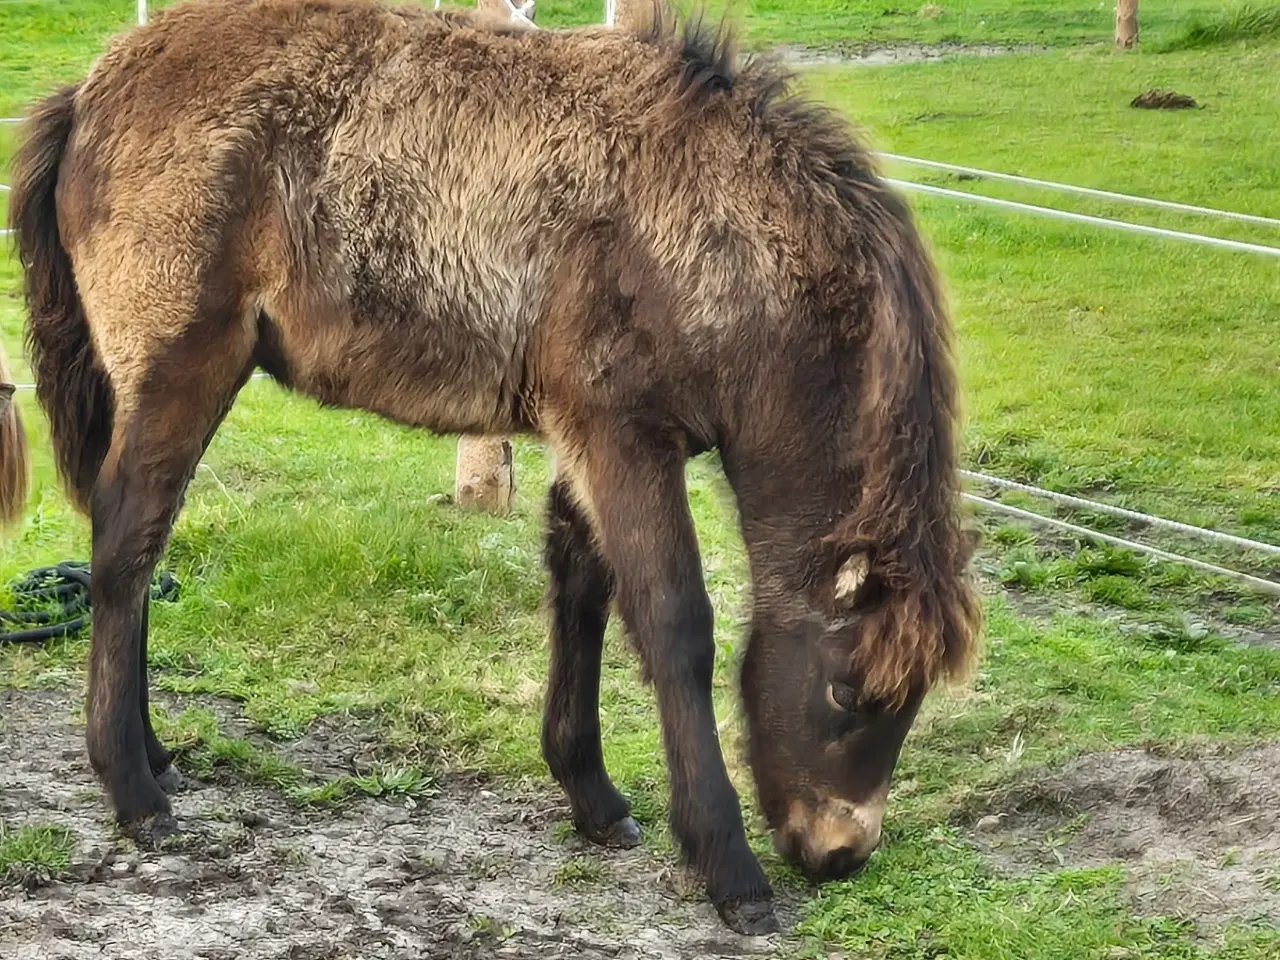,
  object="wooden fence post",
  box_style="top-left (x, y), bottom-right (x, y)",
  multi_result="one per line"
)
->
top-left (476, 0), bottom-right (536, 22)
top-left (455, 435), bottom-right (515, 514)
top-left (609, 0), bottom-right (660, 30)
top-left (451, 1), bottom-right (536, 516)
top-left (1115, 0), bottom-right (1139, 49)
